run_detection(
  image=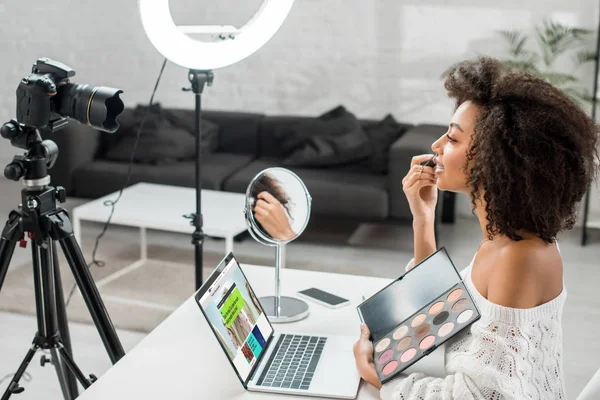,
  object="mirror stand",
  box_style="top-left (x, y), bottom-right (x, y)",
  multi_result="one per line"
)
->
top-left (259, 243), bottom-right (309, 323)
top-left (244, 167), bottom-right (312, 323)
